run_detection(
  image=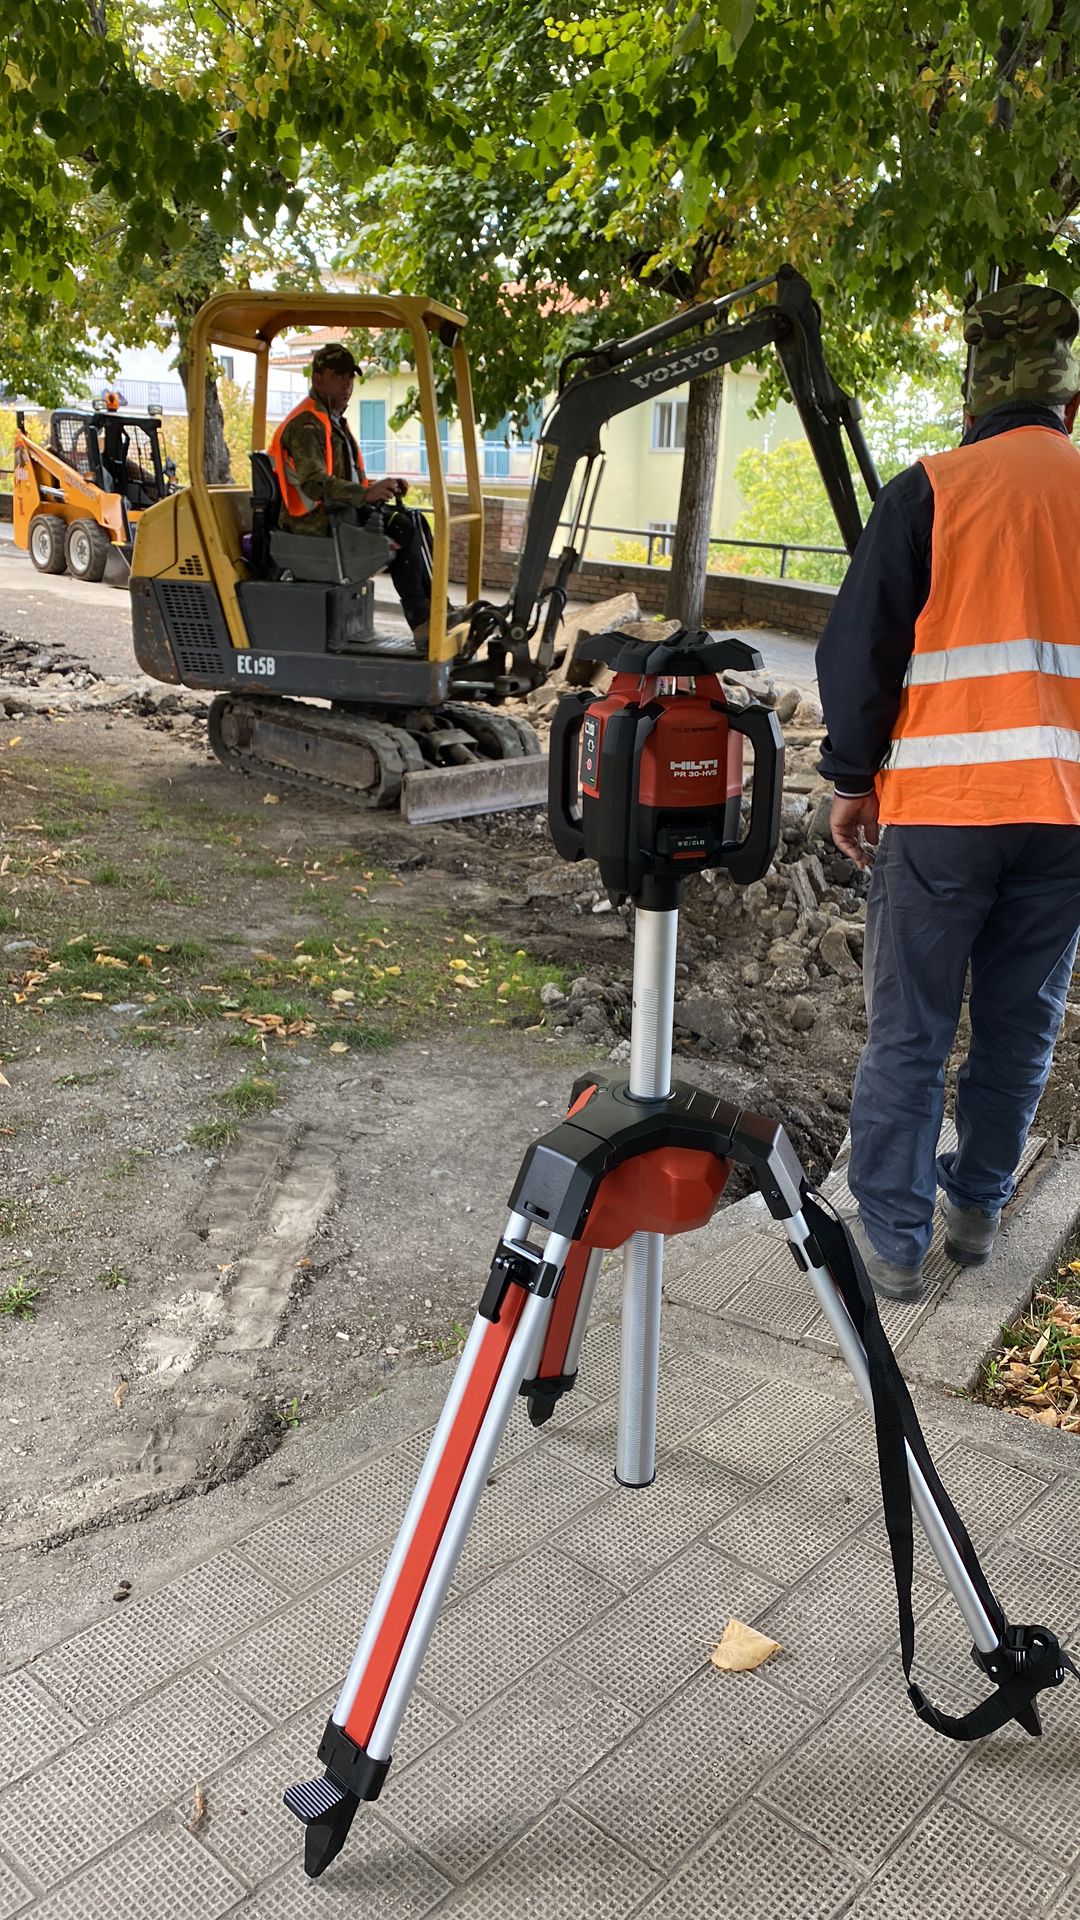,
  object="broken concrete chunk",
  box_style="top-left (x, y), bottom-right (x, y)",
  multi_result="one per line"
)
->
top-left (817, 923), bottom-right (862, 979)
